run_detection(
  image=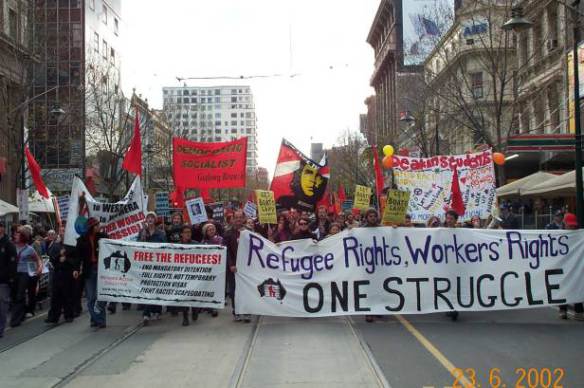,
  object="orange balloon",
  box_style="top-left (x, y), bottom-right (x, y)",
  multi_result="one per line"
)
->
top-left (493, 152), bottom-right (505, 166)
top-left (382, 155), bottom-right (393, 169)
